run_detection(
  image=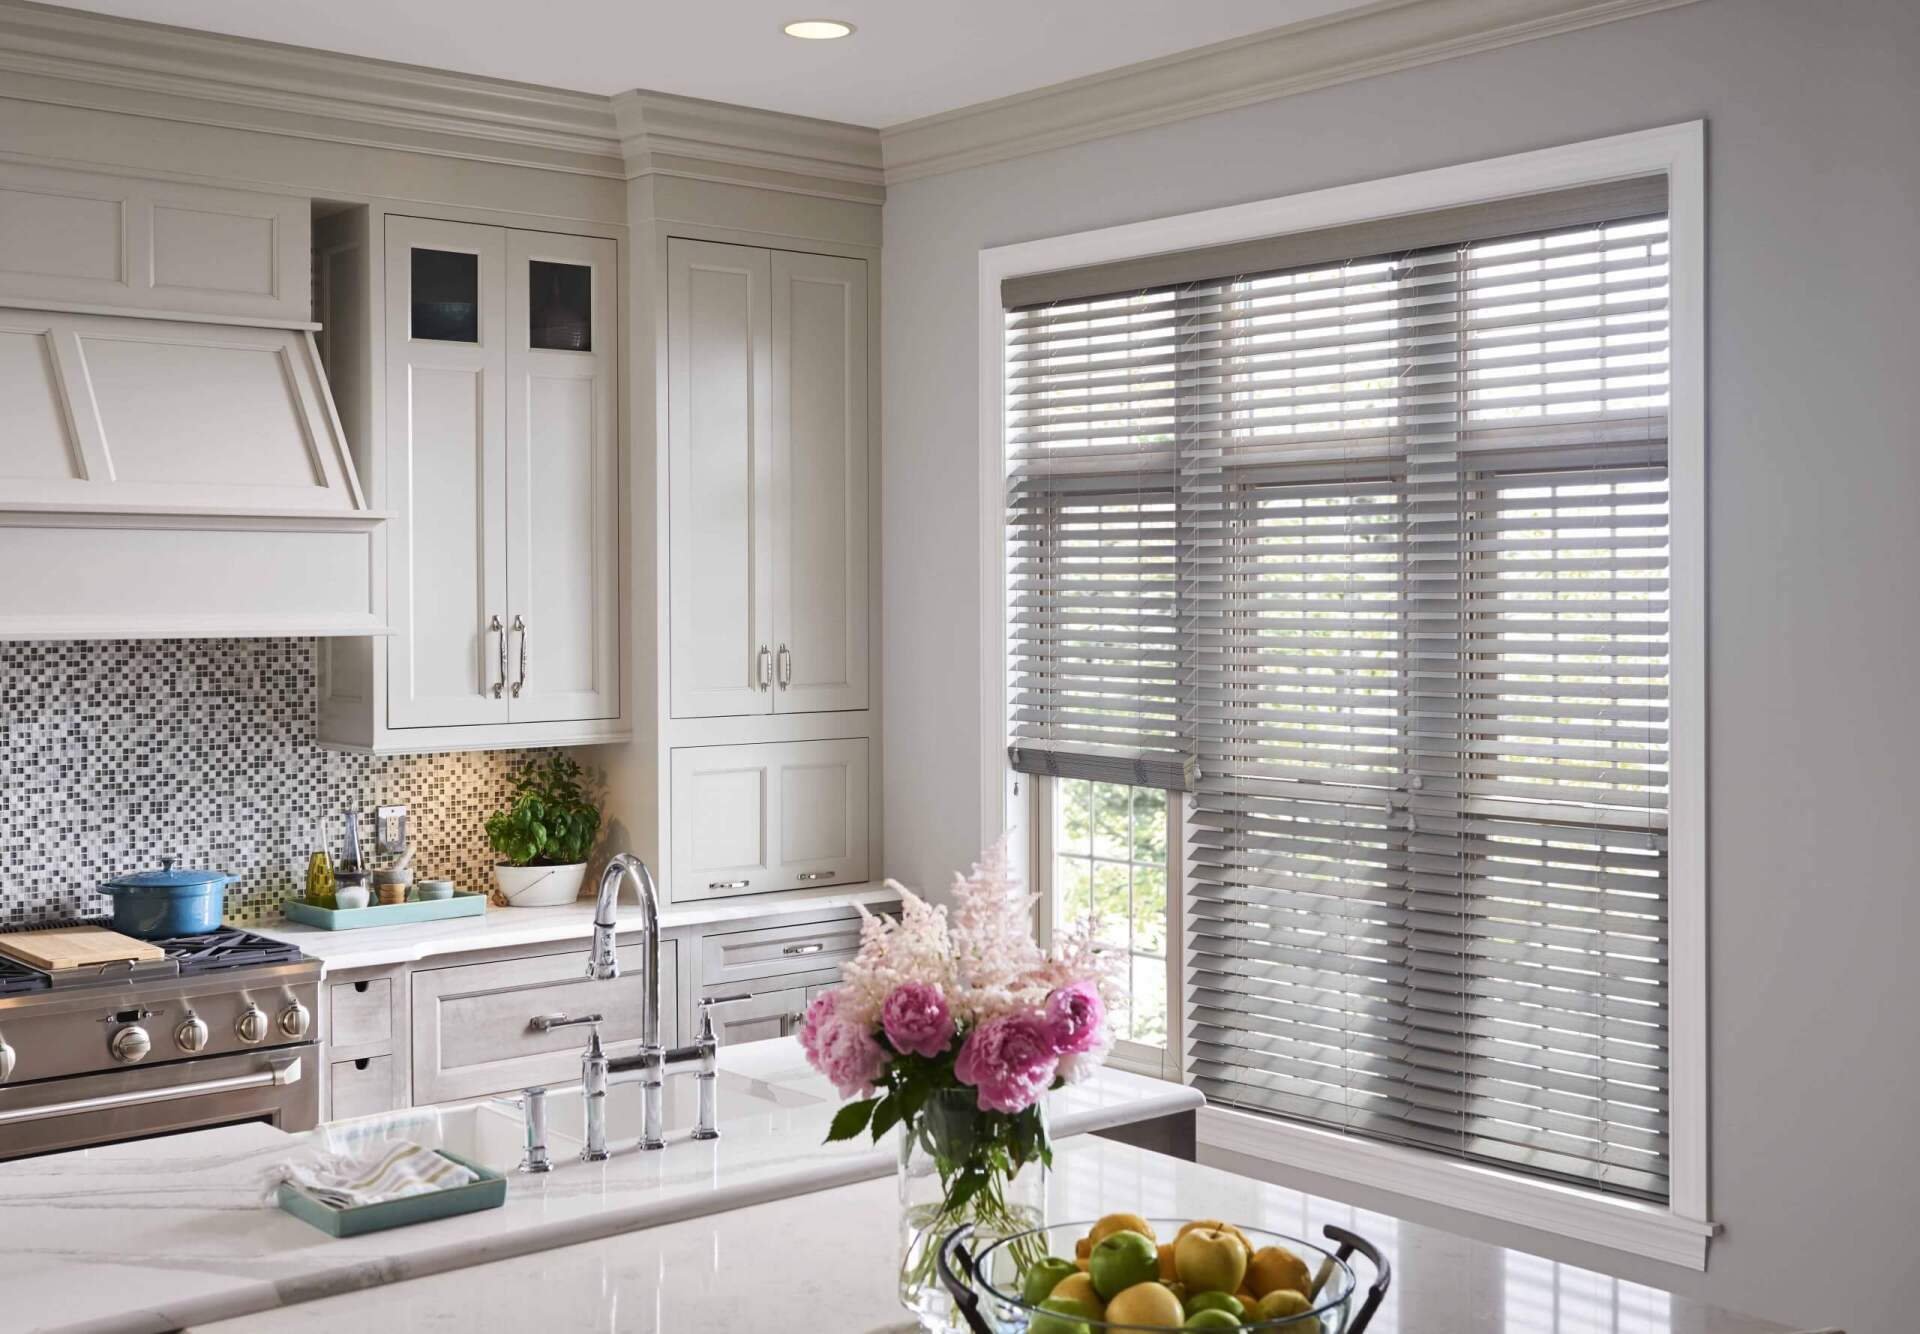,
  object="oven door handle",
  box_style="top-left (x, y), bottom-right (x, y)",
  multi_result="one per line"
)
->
top-left (0, 1055), bottom-right (303, 1127)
